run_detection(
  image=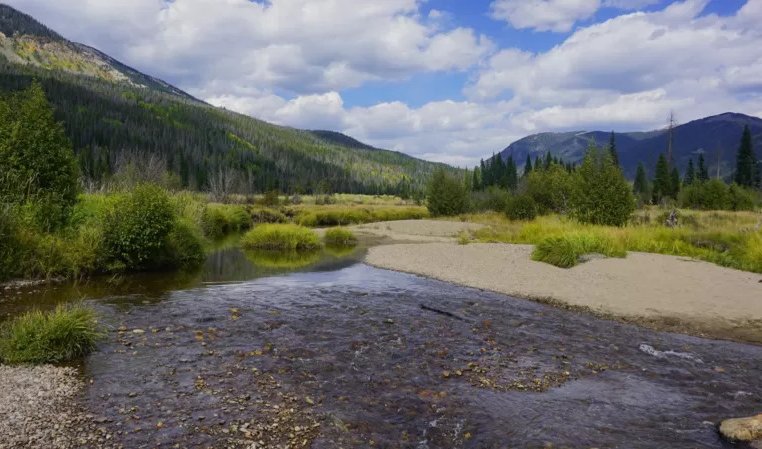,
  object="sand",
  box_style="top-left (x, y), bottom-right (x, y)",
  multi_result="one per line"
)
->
top-left (363, 220), bottom-right (762, 342)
